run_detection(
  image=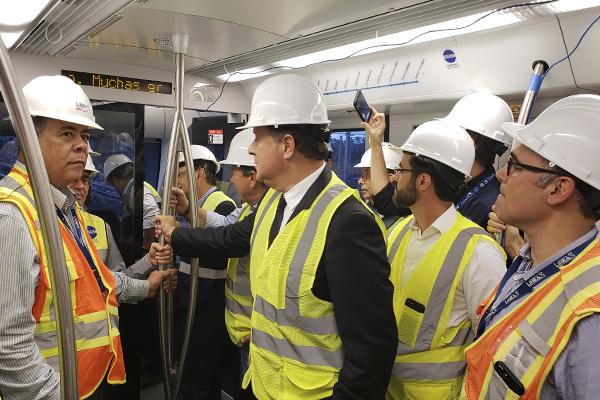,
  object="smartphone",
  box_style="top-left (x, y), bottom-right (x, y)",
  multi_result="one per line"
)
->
top-left (353, 90), bottom-right (372, 123)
